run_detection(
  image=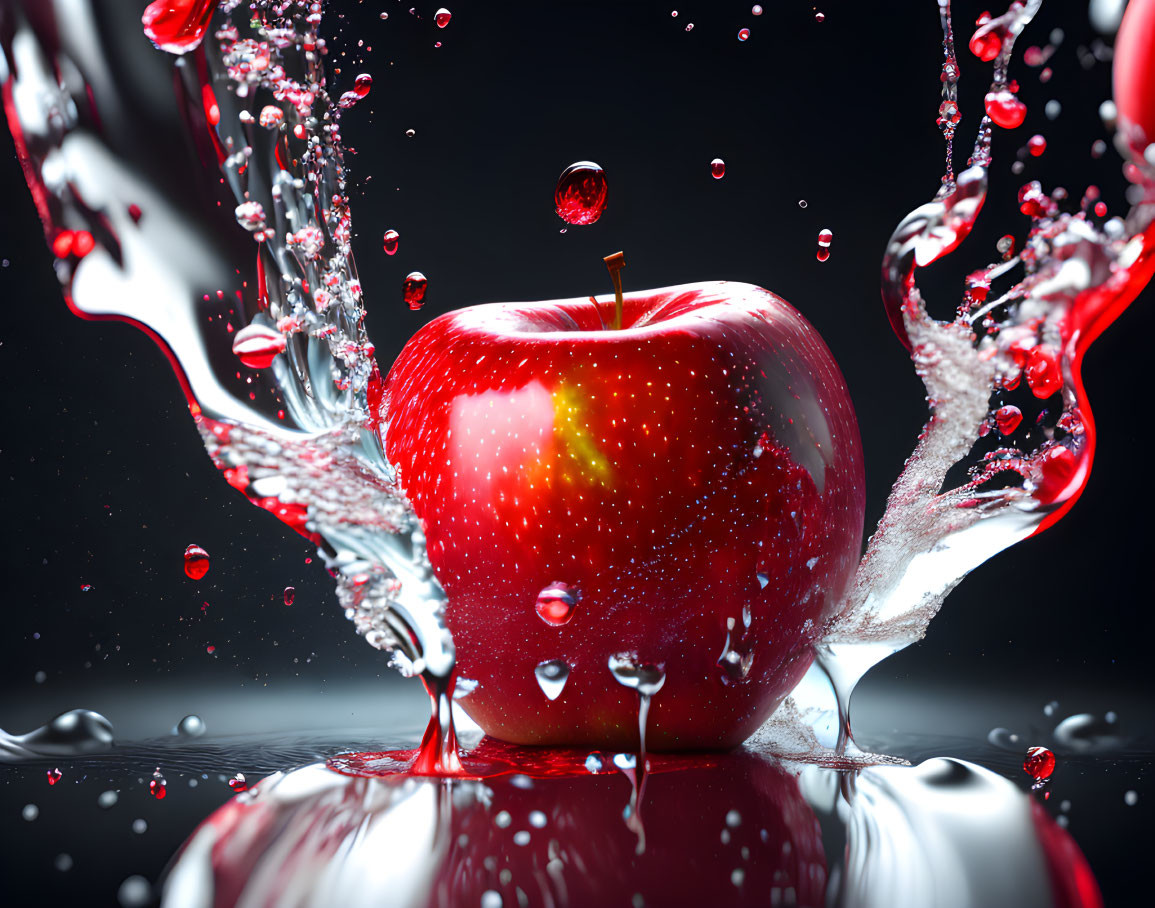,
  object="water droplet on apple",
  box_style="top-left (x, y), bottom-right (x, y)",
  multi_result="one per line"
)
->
top-left (534, 659), bottom-right (570, 700)
top-left (756, 571), bottom-right (770, 589)
top-left (435, 8), bottom-right (452, 28)
top-left (608, 653), bottom-right (666, 697)
top-left (554, 161), bottom-right (608, 226)
top-left (232, 324), bottom-right (286, 369)
top-left (710, 158), bottom-right (726, 179)
top-left (283, 586), bottom-right (295, 606)
top-left (535, 582), bottom-right (579, 625)
top-left (1023, 746), bottom-right (1055, 782)
top-left (737, 28), bottom-right (750, 42)
top-left (183, 544), bottom-right (210, 579)
top-left (175, 715), bottom-right (205, 737)
top-left (402, 272), bottom-right (428, 310)
top-left (382, 229), bottom-right (400, 255)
